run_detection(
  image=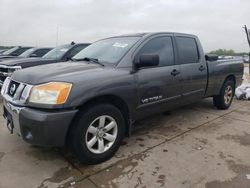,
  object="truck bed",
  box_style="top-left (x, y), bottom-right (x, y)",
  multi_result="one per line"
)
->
top-left (205, 58), bottom-right (244, 97)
